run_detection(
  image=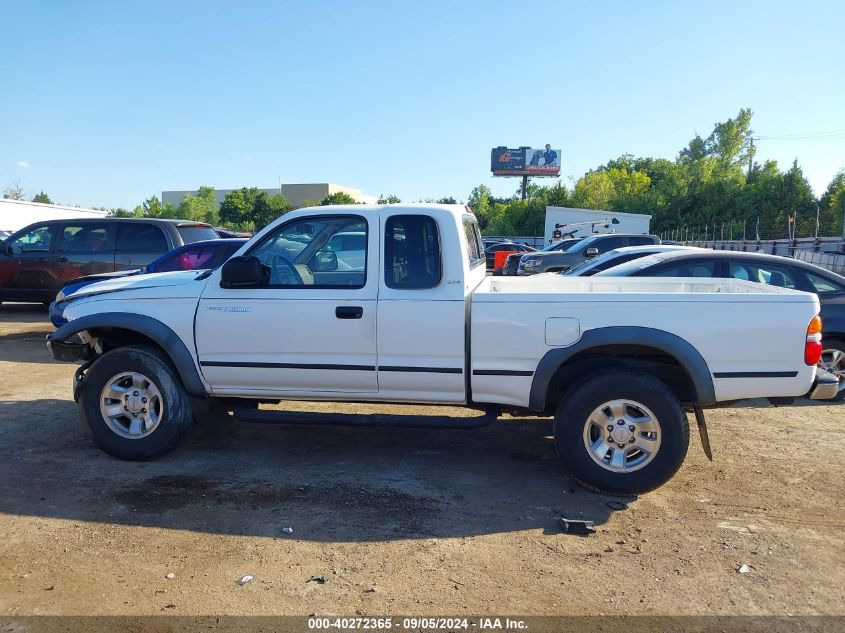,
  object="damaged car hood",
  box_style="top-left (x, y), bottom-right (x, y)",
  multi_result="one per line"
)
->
top-left (61, 270), bottom-right (207, 301)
